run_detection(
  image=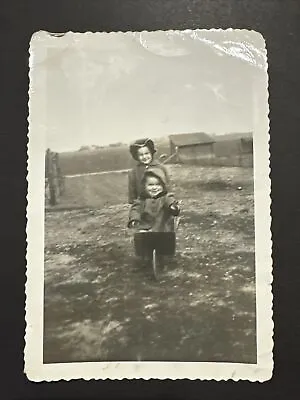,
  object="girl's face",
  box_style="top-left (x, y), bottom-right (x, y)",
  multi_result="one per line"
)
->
top-left (137, 146), bottom-right (152, 165)
top-left (145, 176), bottom-right (163, 197)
